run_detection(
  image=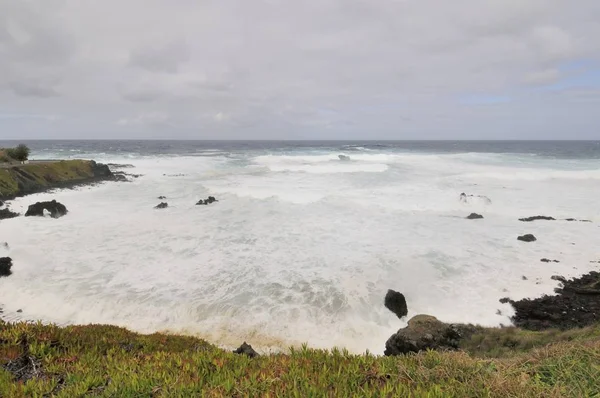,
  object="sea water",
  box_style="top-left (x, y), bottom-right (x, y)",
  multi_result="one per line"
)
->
top-left (0, 140), bottom-right (599, 354)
